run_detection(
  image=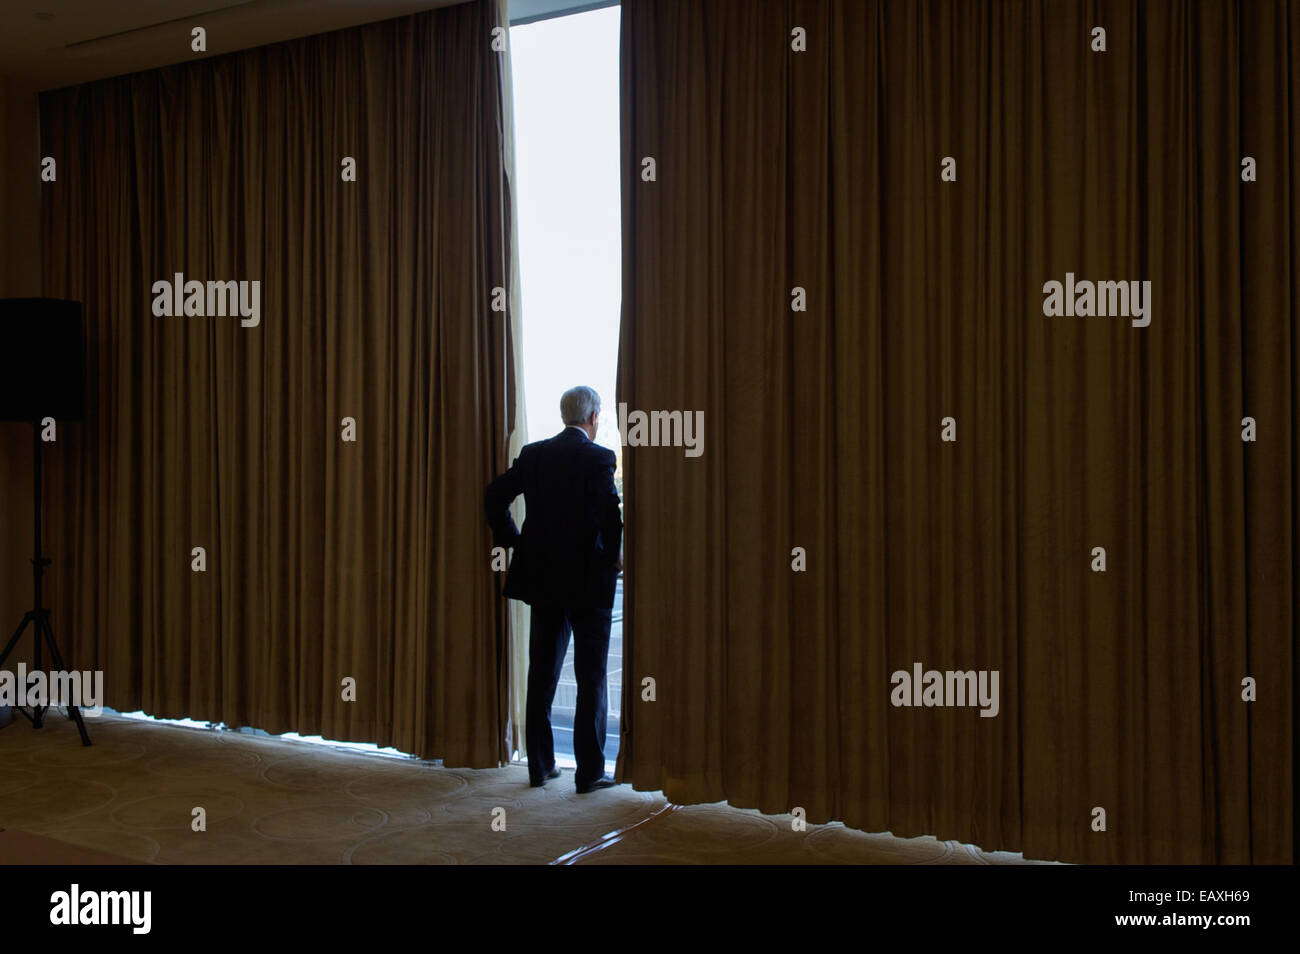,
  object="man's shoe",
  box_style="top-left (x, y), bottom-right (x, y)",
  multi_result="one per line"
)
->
top-left (530, 767), bottom-right (561, 788)
top-left (575, 774), bottom-right (619, 794)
